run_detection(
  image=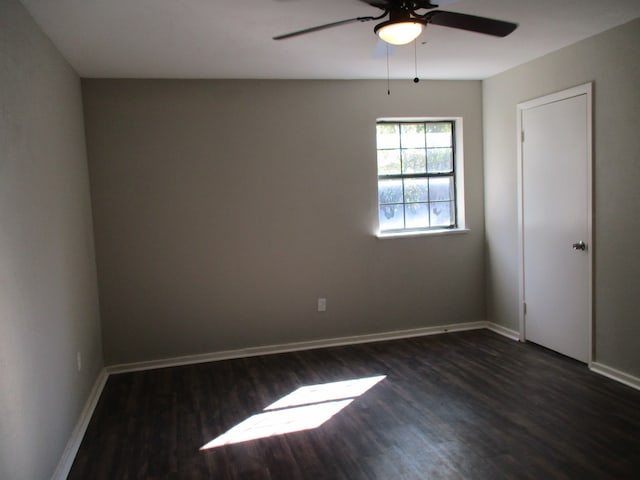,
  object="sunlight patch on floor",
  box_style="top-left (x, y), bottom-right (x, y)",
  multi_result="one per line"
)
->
top-left (200, 375), bottom-right (386, 449)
